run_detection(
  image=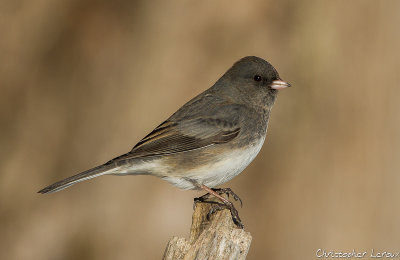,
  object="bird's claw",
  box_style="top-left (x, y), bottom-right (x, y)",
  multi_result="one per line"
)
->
top-left (212, 188), bottom-right (243, 208)
top-left (194, 198), bottom-right (244, 229)
top-left (205, 202), bottom-right (244, 229)
top-left (193, 187), bottom-right (244, 228)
